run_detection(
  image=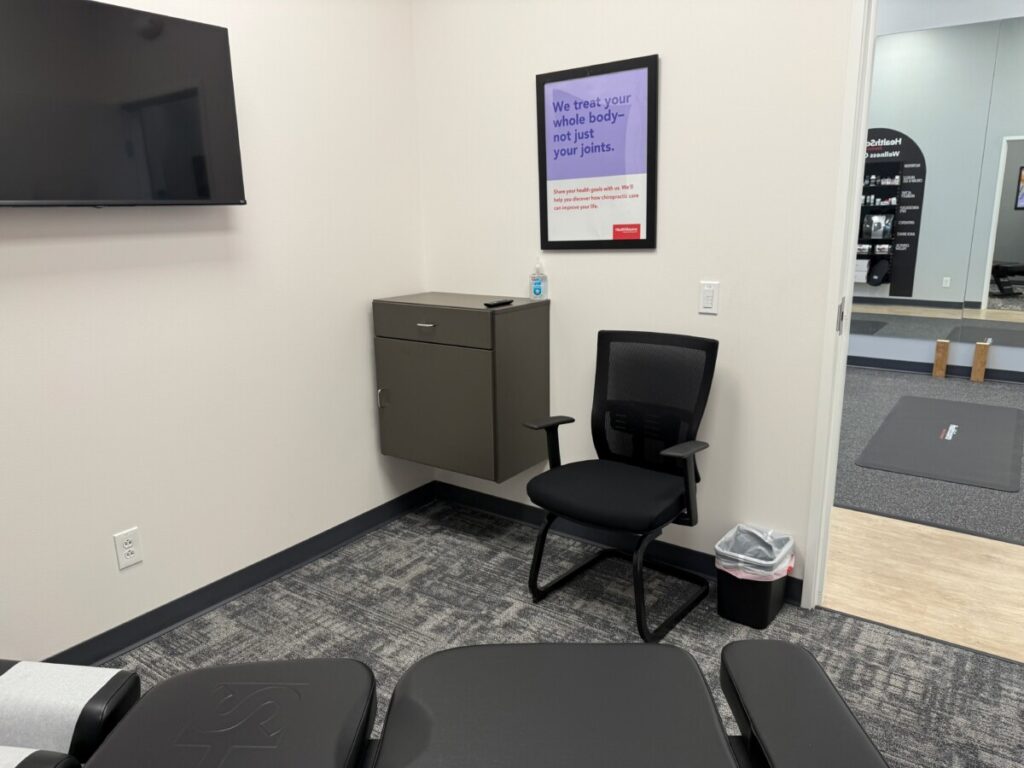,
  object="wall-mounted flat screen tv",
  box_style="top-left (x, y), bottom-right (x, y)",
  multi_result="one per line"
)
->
top-left (0, 0), bottom-right (245, 206)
